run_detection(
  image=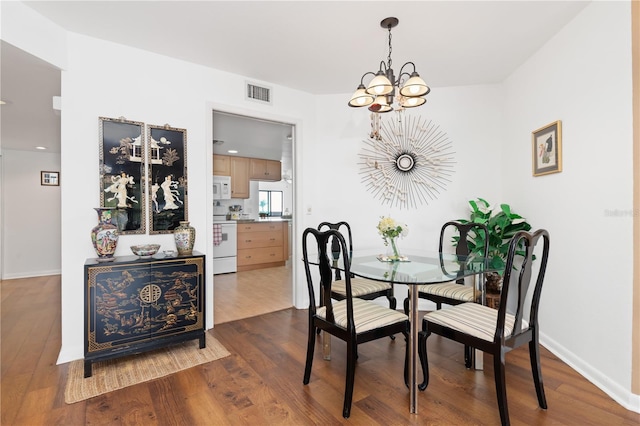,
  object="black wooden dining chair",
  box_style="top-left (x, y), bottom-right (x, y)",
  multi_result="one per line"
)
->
top-left (418, 229), bottom-right (550, 426)
top-left (318, 221), bottom-right (396, 310)
top-left (302, 227), bottom-right (409, 418)
top-left (403, 221), bottom-right (489, 366)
